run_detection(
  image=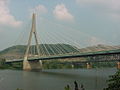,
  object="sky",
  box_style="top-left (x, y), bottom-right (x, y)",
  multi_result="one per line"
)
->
top-left (0, 0), bottom-right (120, 50)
